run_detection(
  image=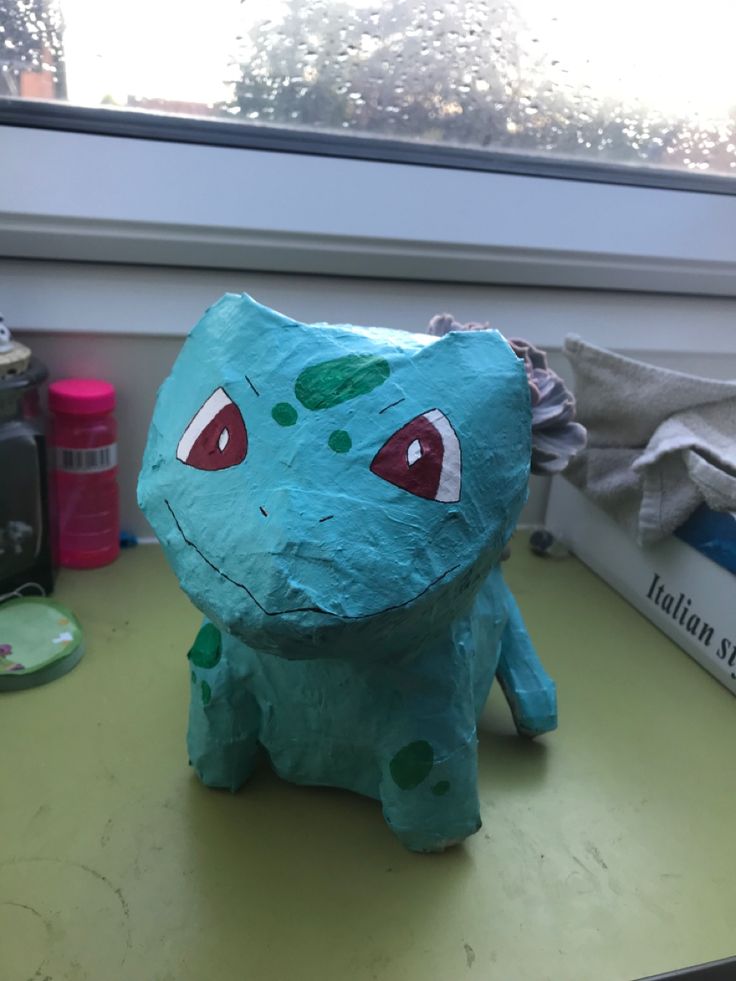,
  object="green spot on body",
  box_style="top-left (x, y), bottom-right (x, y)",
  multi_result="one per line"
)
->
top-left (188, 623), bottom-right (221, 669)
top-left (295, 354), bottom-right (390, 410)
top-left (390, 740), bottom-right (434, 790)
top-left (272, 402), bottom-right (298, 427)
top-left (201, 679), bottom-right (212, 705)
top-left (328, 430), bottom-right (352, 454)
top-left (432, 780), bottom-right (450, 796)
top-left (191, 670), bottom-right (196, 684)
